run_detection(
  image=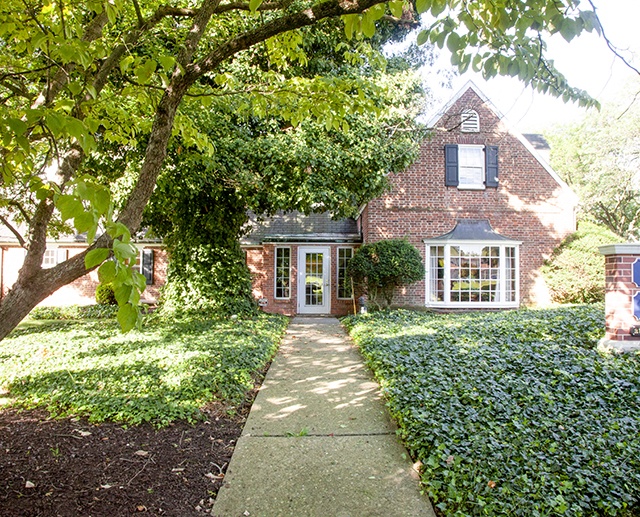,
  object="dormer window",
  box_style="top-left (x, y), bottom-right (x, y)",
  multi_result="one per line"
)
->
top-left (461, 109), bottom-right (479, 132)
